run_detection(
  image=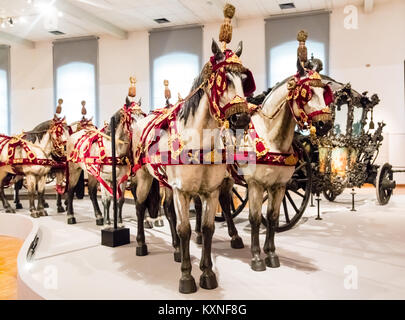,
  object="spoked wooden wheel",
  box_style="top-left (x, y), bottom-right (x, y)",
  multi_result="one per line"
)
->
top-left (376, 162), bottom-right (394, 205)
top-left (261, 139), bottom-right (312, 232)
top-left (215, 184), bottom-right (248, 221)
